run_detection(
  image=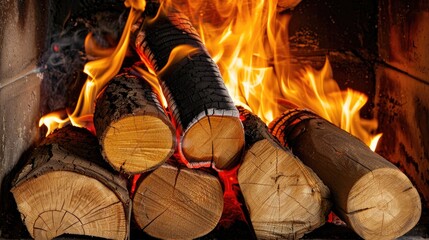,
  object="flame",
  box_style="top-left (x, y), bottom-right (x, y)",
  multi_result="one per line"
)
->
top-left (132, 65), bottom-right (168, 107)
top-left (40, 0), bottom-right (381, 150)
top-left (38, 110), bottom-right (69, 135)
top-left (40, 2), bottom-right (145, 136)
top-left (124, 0), bottom-right (146, 11)
top-left (280, 60), bottom-right (380, 145)
top-left (157, 45), bottom-right (199, 77)
top-left (370, 133), bottom-right (383, 152)
top-left (162, 0), bottom-right (380, 147)
top-left (132, 44), bottom-right (200, 108)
